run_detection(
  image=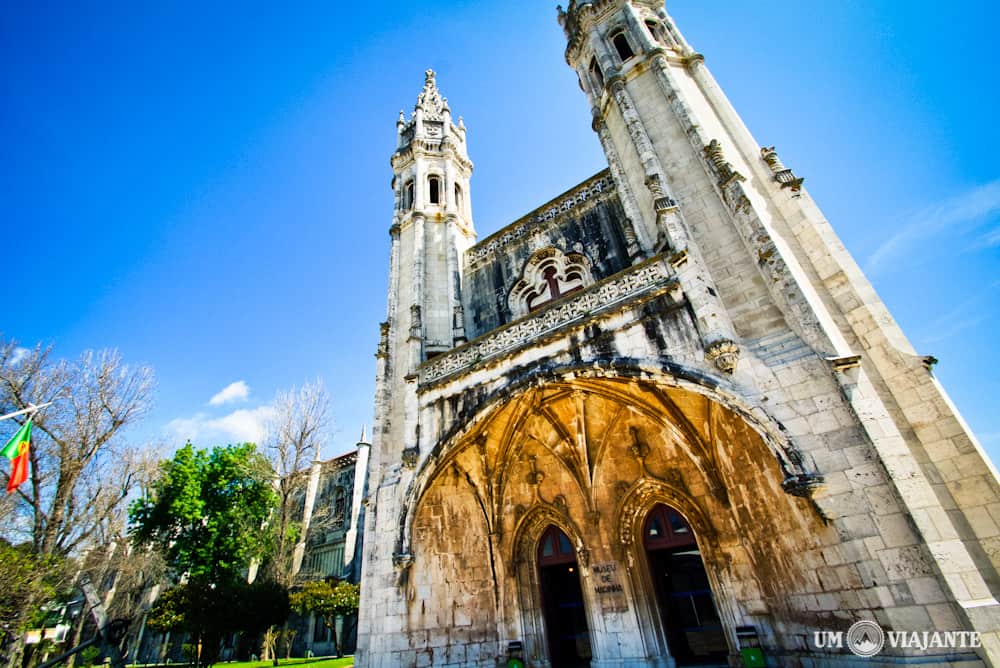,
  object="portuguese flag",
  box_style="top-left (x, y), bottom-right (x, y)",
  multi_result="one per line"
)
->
top-left (1, 419), bottom-right (31, 494)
